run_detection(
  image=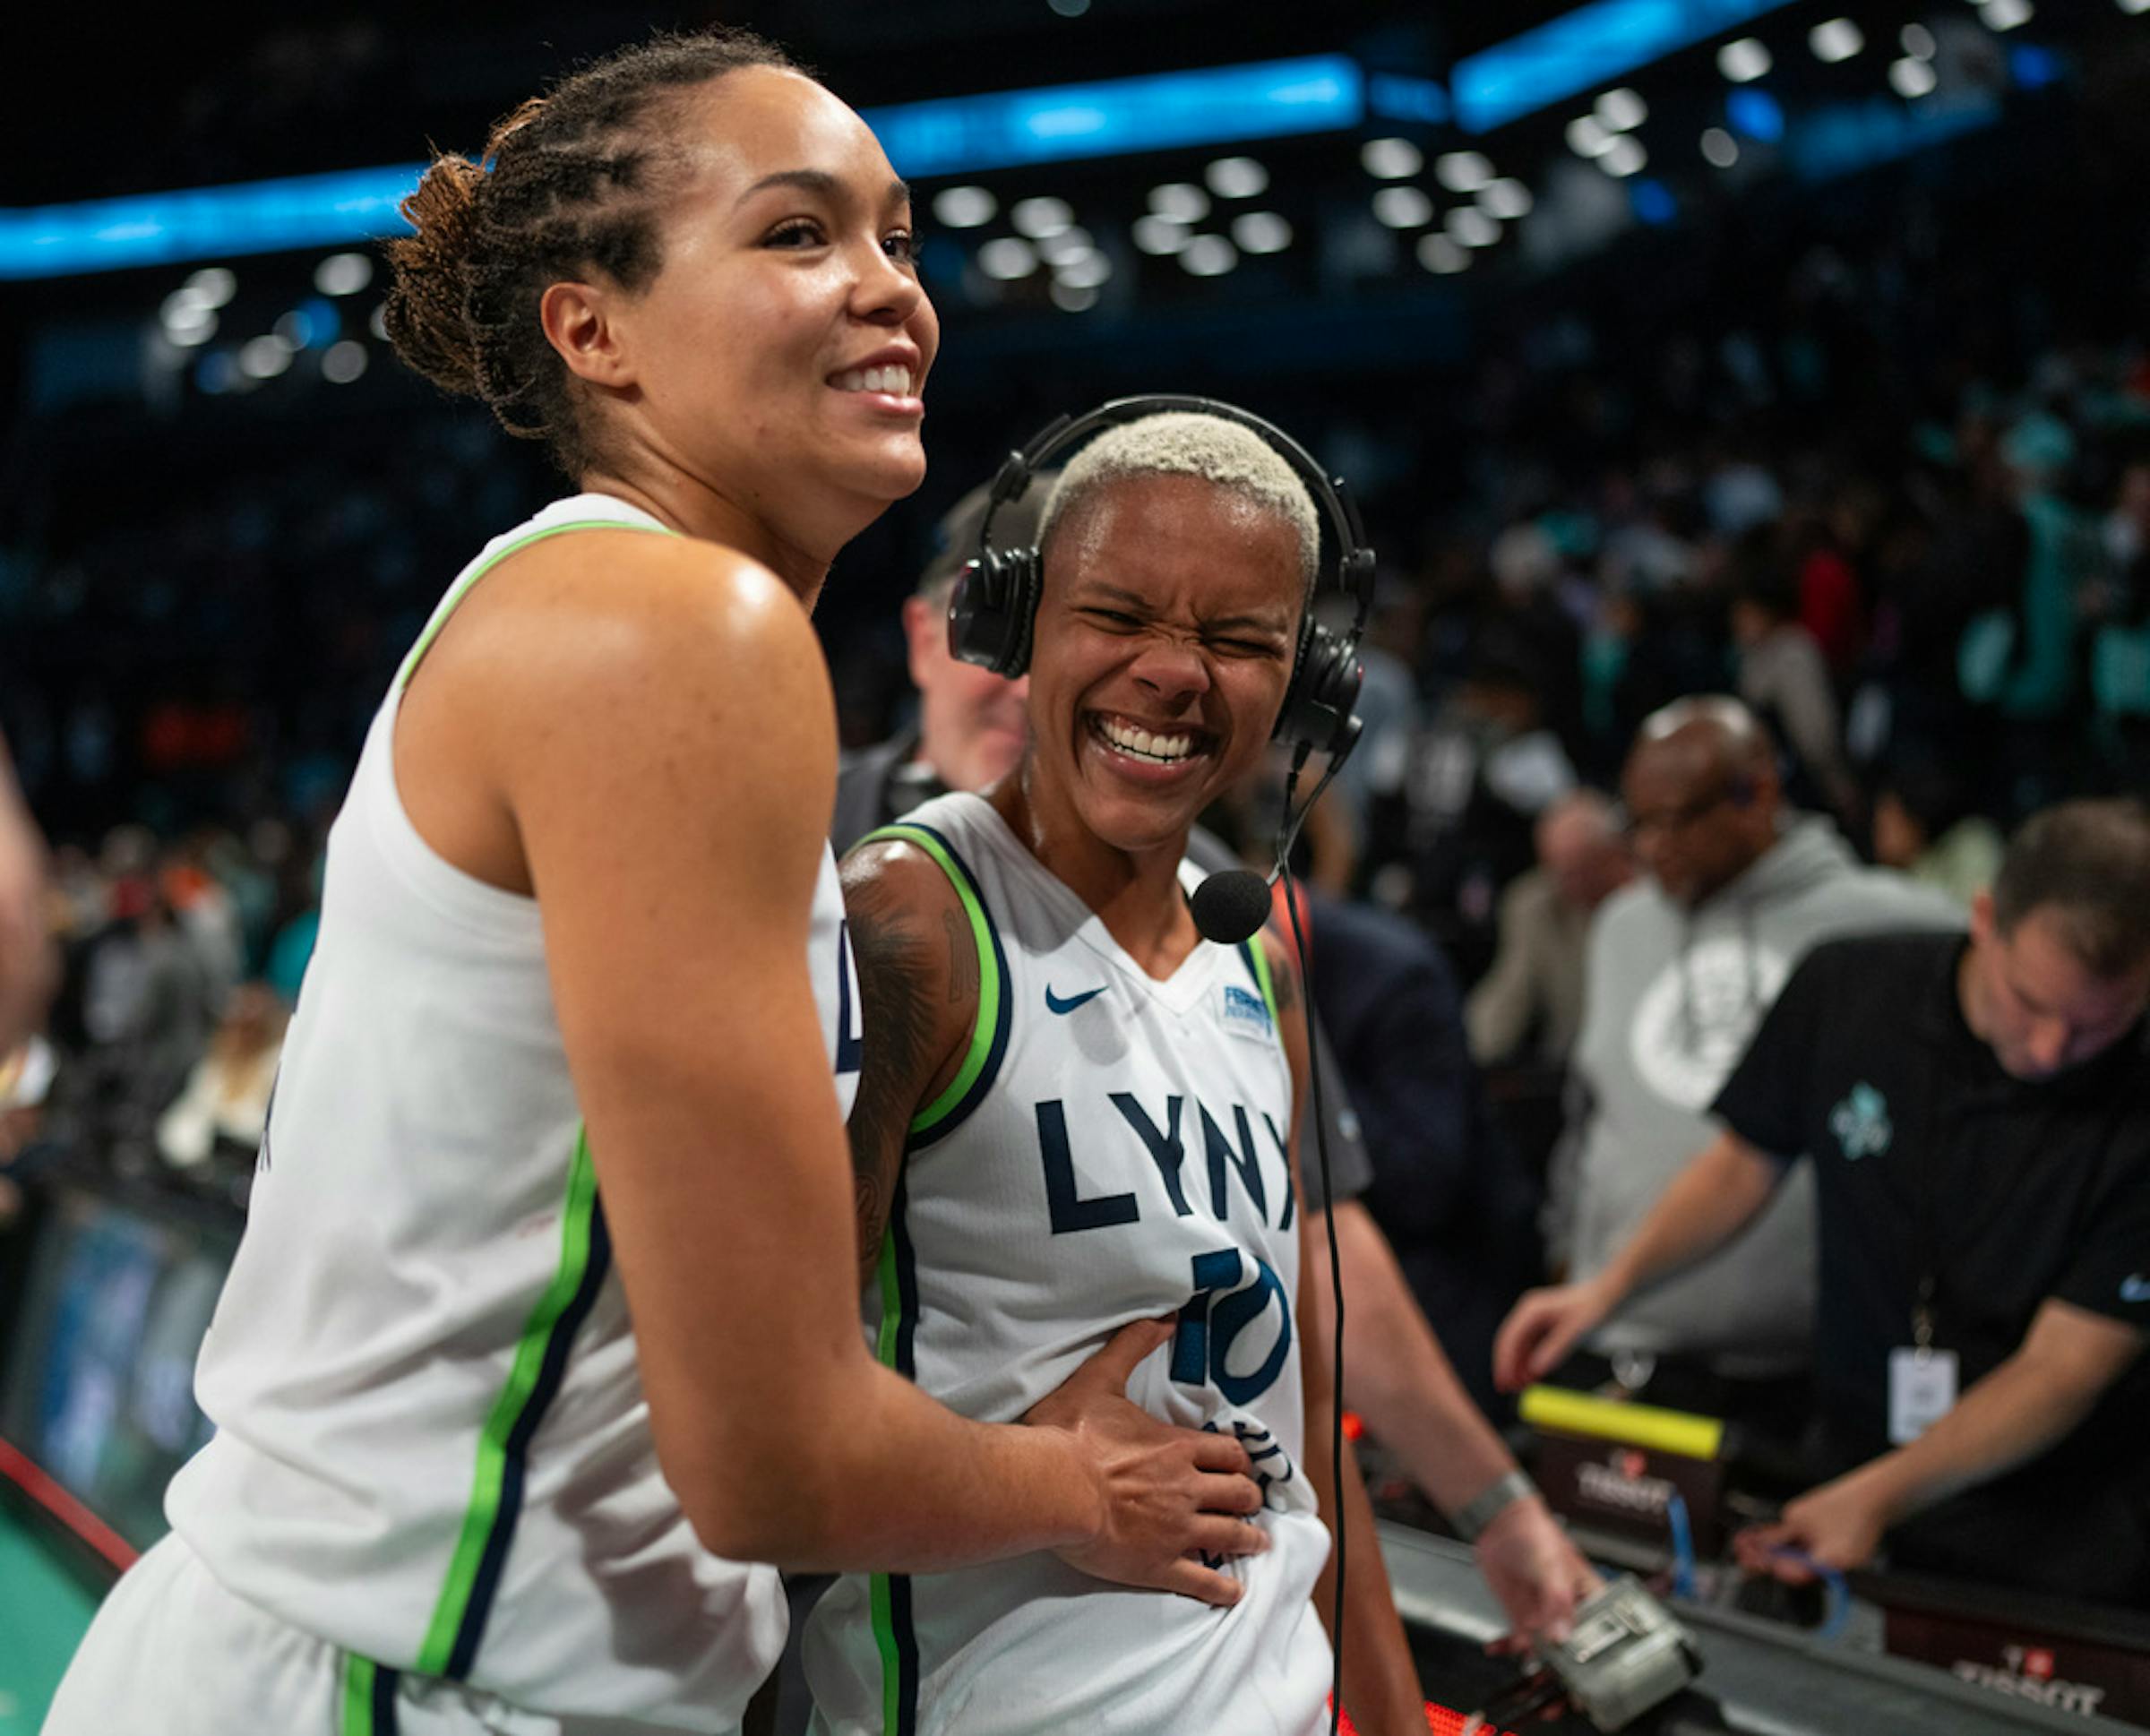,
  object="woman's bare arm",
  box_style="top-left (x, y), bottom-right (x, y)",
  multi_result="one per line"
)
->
top-left (838, 842), bottom-right (972, 1291)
